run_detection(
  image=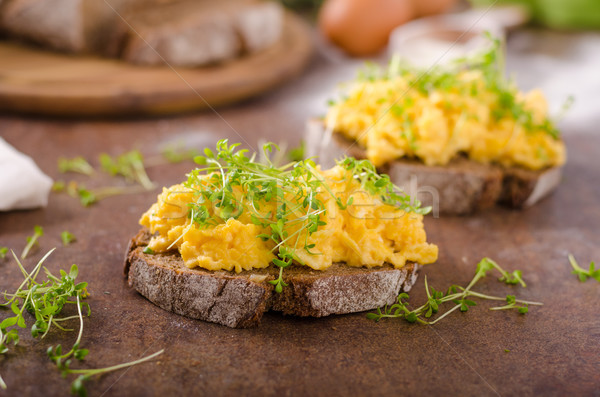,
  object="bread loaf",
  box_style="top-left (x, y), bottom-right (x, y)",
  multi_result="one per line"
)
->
top-left (120, 0), bottom-right (283, 66)
top-left (0, 0), bottom-right (284, 65)
top-left (1, 0), bottom-right (86, 52)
